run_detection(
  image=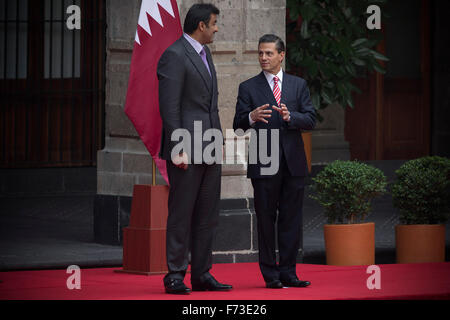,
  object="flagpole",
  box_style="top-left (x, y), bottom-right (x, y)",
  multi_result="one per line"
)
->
top-left (152, 159), bottom-right (156, 186)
